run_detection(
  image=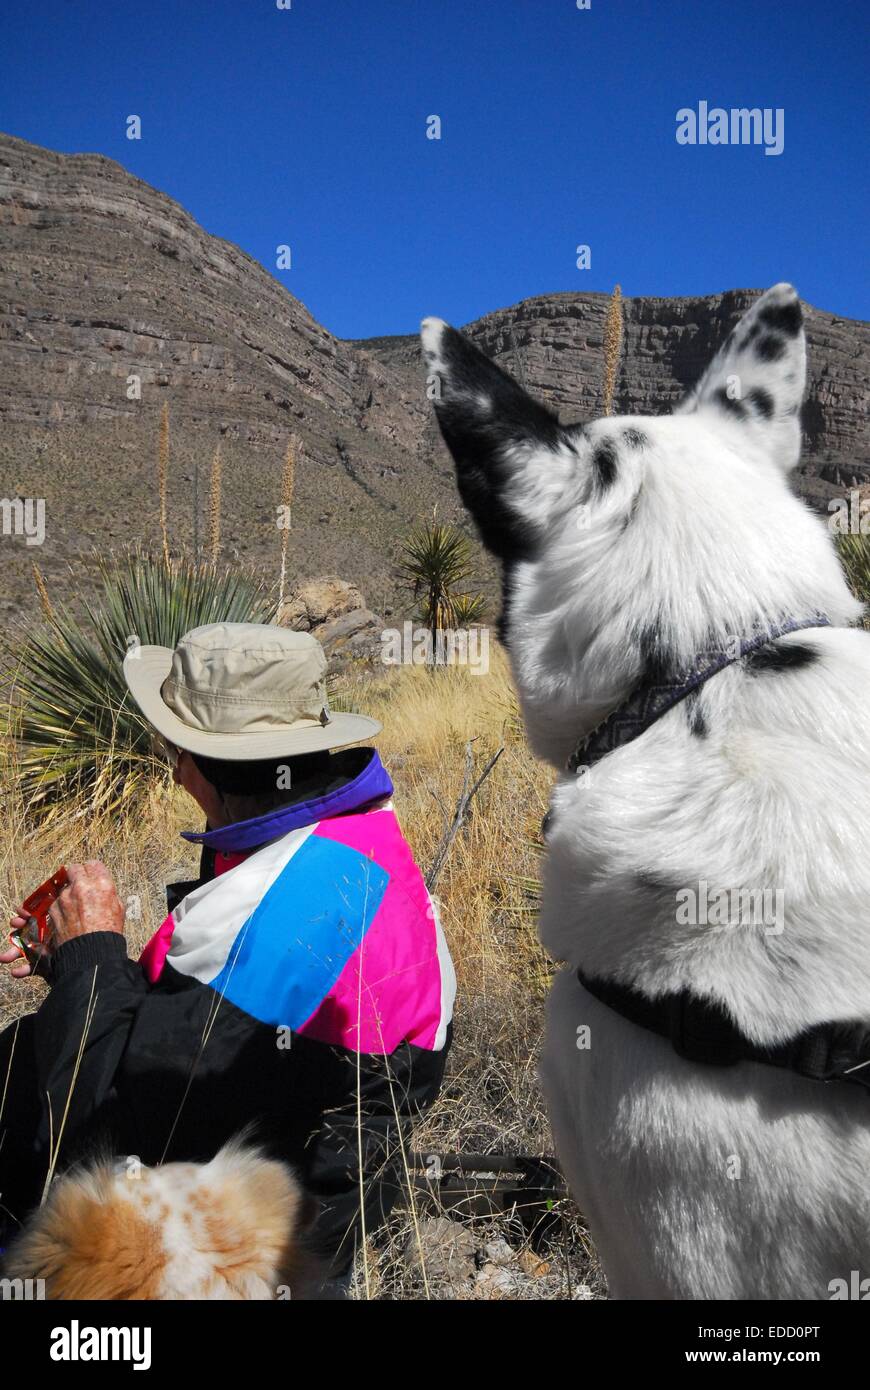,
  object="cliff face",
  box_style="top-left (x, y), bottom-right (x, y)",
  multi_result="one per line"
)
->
top-left (0, 133), bottom-right (451, 623)
top-left (1, 132), bottom-right (867, 623)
